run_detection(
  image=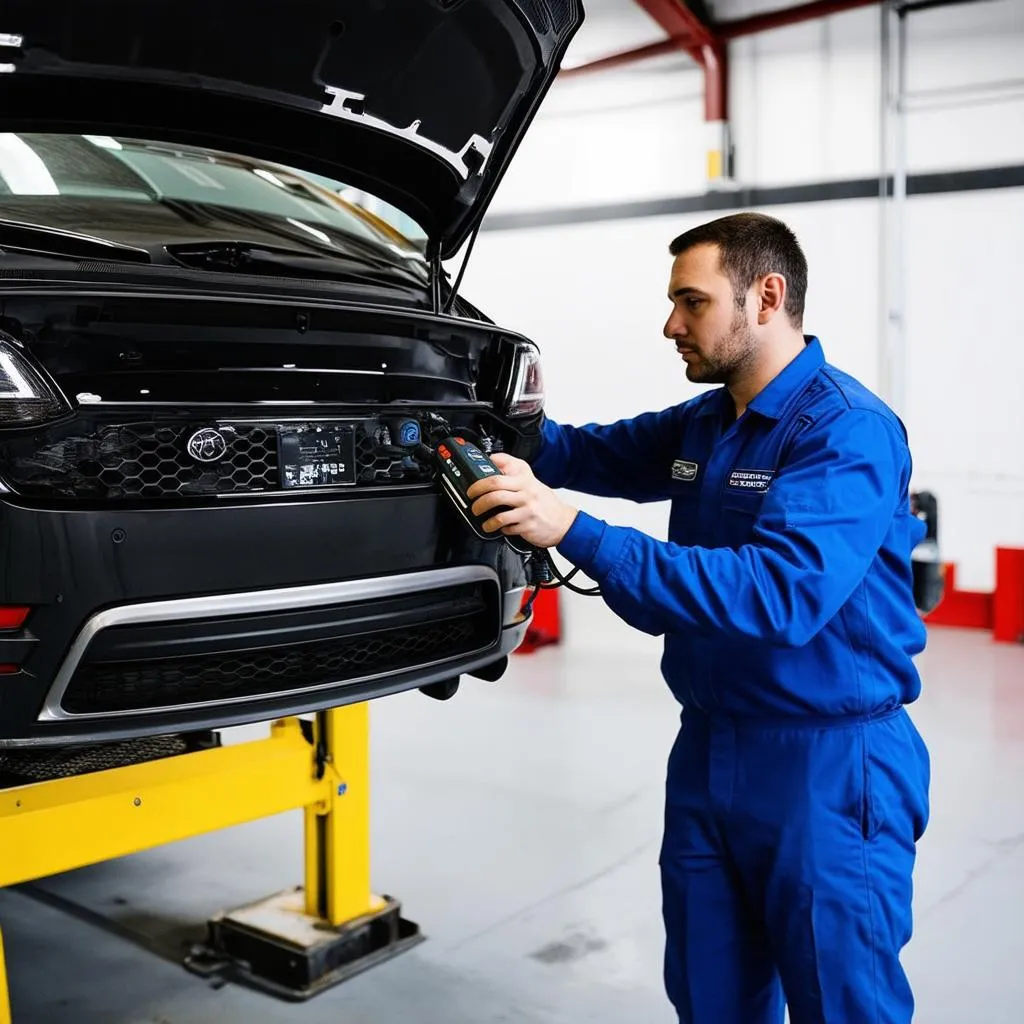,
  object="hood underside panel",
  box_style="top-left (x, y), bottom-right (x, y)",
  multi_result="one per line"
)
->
top-left (0, 0), bottom-right (584, 257)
